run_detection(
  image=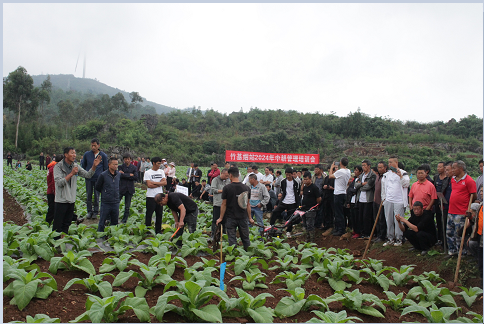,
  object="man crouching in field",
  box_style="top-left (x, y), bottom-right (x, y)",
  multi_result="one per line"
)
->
top-left (53, 147), bottom-right (101, 235)
top-left (154, 192), bottom-right (199, 247)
